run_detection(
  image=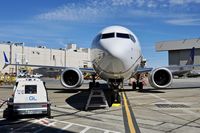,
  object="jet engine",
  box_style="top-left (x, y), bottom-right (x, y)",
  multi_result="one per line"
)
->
top-left (148, 67), bottom-right (173, 88)
top-left (60, 68), bottom-right (84, 88)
